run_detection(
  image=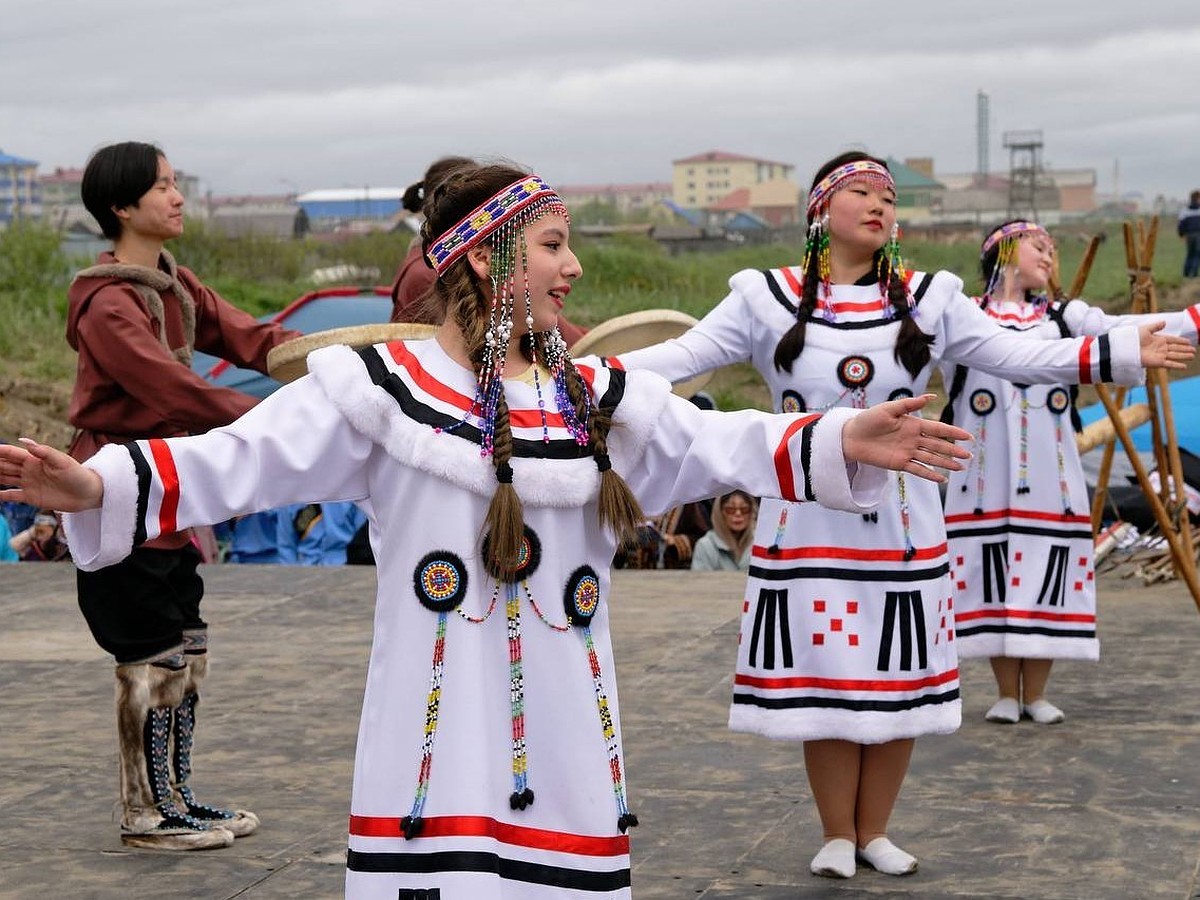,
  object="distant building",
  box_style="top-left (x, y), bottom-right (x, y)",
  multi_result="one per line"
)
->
top-left (296, 187), bottom-right (404, 233)
top-left (206, 194), bottom-right (305, 238)
top-left (935, 166), bottom-right (1096, 225)
top-left (882, 157), bottom-right (945, 224)
top-left (555, 182), bottom-right (673, 221)
top-left (672, 151), bottom-right (800, 228)
top-left (0, 150), bottom-right (41, 227)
